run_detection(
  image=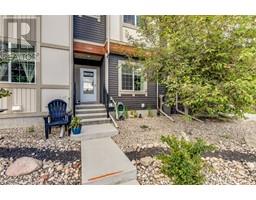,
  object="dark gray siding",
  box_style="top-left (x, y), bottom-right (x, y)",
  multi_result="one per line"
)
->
top-left (73, 15), bottom-right (106, 44)
top-left (109, 54), bottom-right (158, 109)
top-left (100, 58), bottom-right (105, 103)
